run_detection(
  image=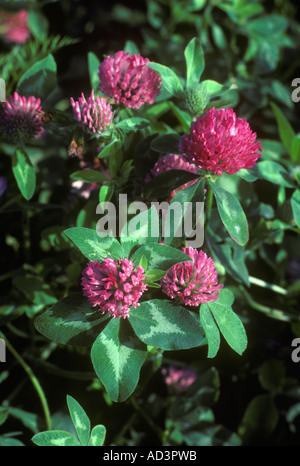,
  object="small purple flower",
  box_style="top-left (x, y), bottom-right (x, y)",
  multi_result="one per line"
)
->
top-left (0, 177), bottom-right (7, 196)
top-left (70, 89), bottom-right (113, 135)
top-left (98, 50), bottom-right (161, 109)
top-left (286, 259), bottom-right (300, 284)
top-left (0, 92), bottom-right (43, 142)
